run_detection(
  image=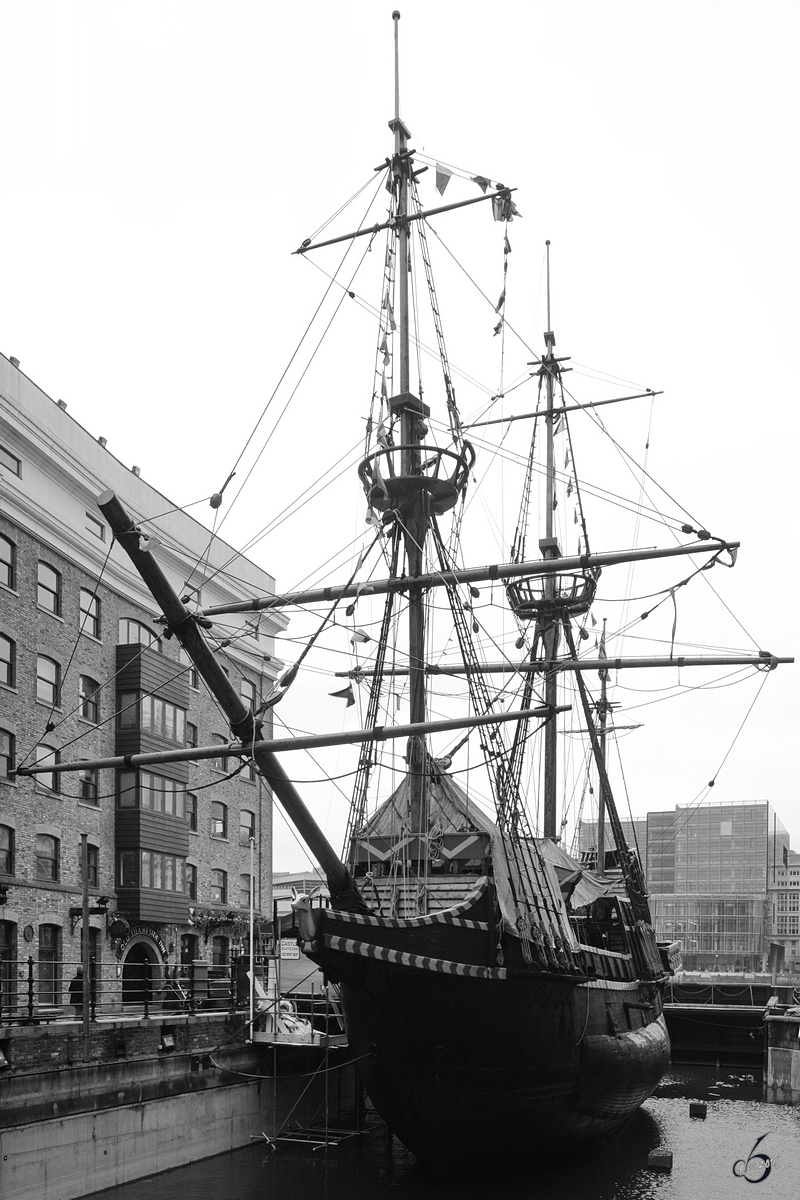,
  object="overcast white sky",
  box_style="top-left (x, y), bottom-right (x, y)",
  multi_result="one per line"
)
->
top-left (1, 2), bottom-right (798, 865)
